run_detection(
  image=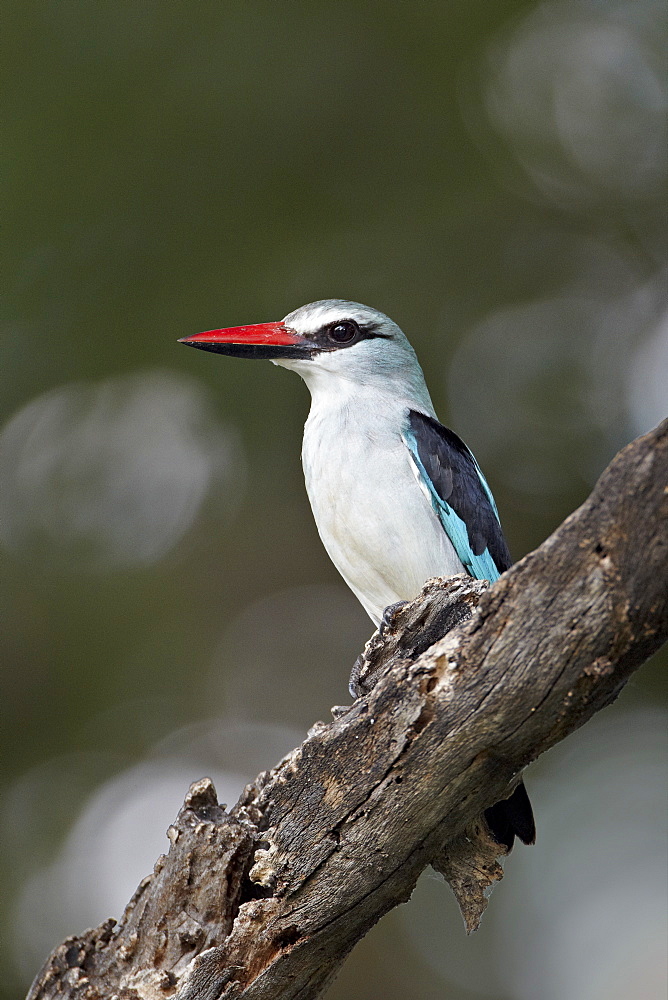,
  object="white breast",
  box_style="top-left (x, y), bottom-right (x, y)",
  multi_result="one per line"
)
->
top-left (301, 390), bottom-right (464, 624)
